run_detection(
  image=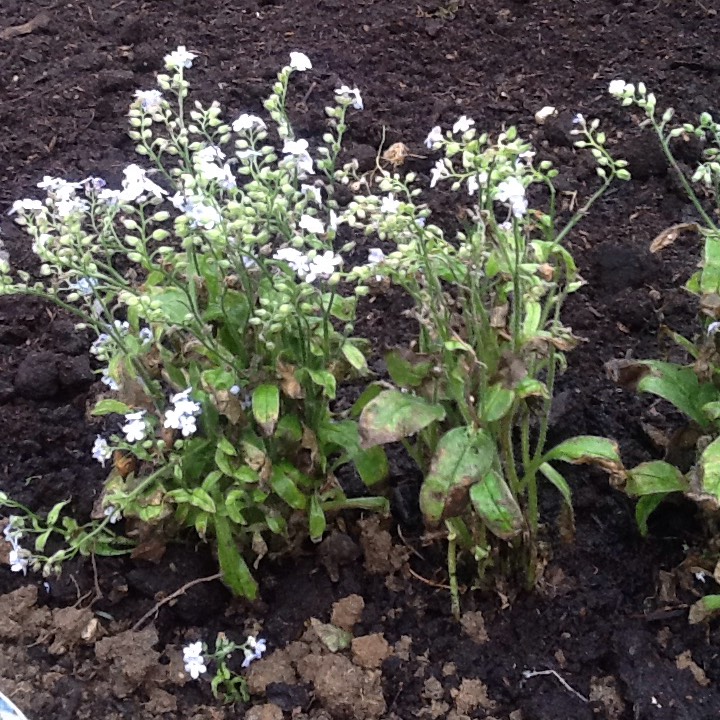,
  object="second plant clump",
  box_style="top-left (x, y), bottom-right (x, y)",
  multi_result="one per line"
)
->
top-left (1, 47), bottom-right (629, 618)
